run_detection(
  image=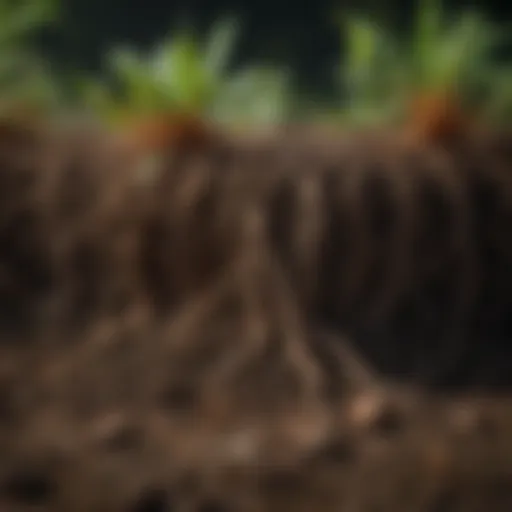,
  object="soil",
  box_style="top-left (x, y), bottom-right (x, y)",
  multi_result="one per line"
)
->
top-left (0, 119), bottom-right (512, 511)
